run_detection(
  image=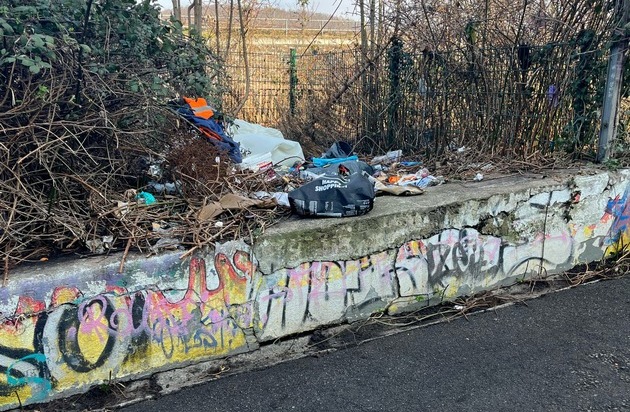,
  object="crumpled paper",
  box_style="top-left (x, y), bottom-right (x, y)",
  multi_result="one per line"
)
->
top-left (197, 194), bottom-right (278, 221)
top-left (373, 180), bottom-right (424, 196)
